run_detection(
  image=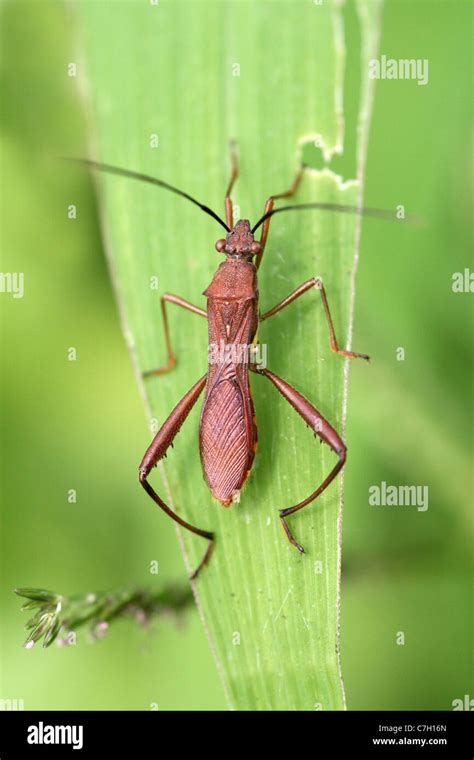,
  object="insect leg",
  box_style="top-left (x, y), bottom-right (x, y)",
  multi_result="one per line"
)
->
top-left (255, 166), bottom-right (305, 270)
top-left (225, 140), bottom-right (239, 229)
top-left (139, 373), bottom-right (214, 580)
top-left (251, 365), bottom-right (346, 554)
top-left (260, 277), bottom-right (369, 361)
top-left (143, 293), bottom-right (207, 378)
